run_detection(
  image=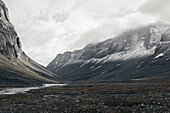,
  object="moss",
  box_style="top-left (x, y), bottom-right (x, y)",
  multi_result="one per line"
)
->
top-left (0, 54), bottom-right (58, 86)
top-left (0, 81), bottom-right (169, 112)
